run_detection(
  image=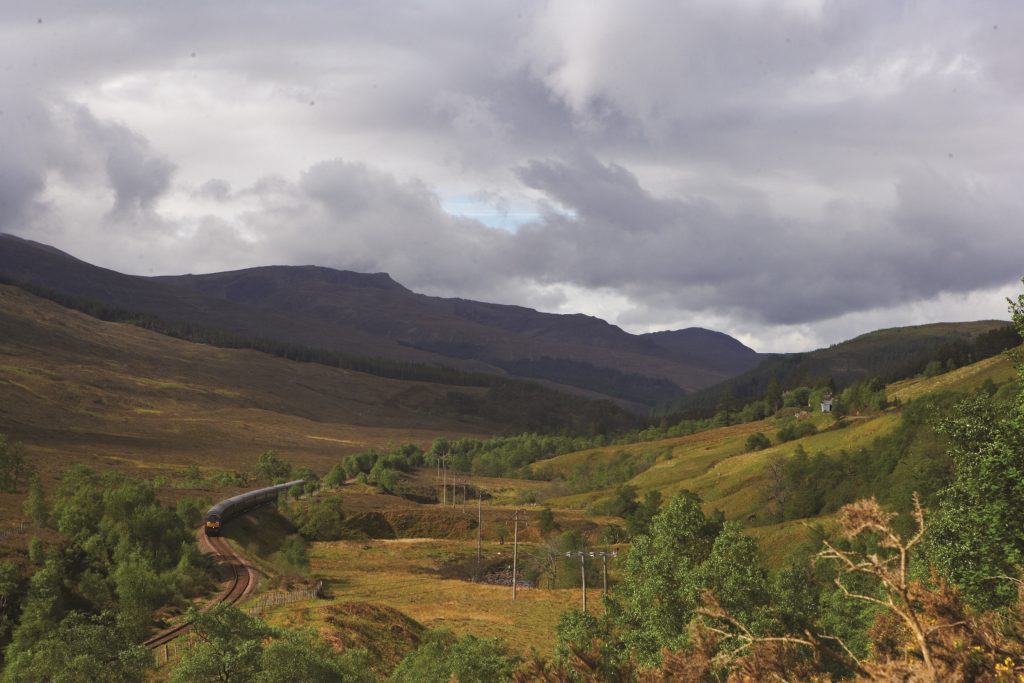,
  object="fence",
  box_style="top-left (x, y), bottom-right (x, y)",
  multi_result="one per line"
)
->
top-left (155, 580), bottom-right (325, 667)
top-left (245, 580), bottom-right (325, 615)
top-left (0, 522), bottom-right (29, 541)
